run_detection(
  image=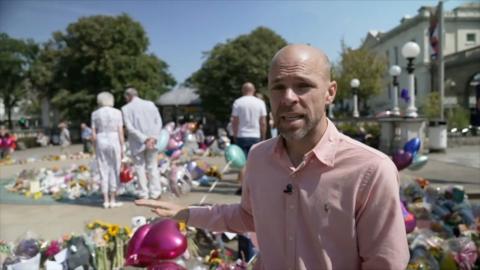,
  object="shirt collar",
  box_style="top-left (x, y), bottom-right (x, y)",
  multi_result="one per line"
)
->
top-left (273, 118), bottom-right (340, 168)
